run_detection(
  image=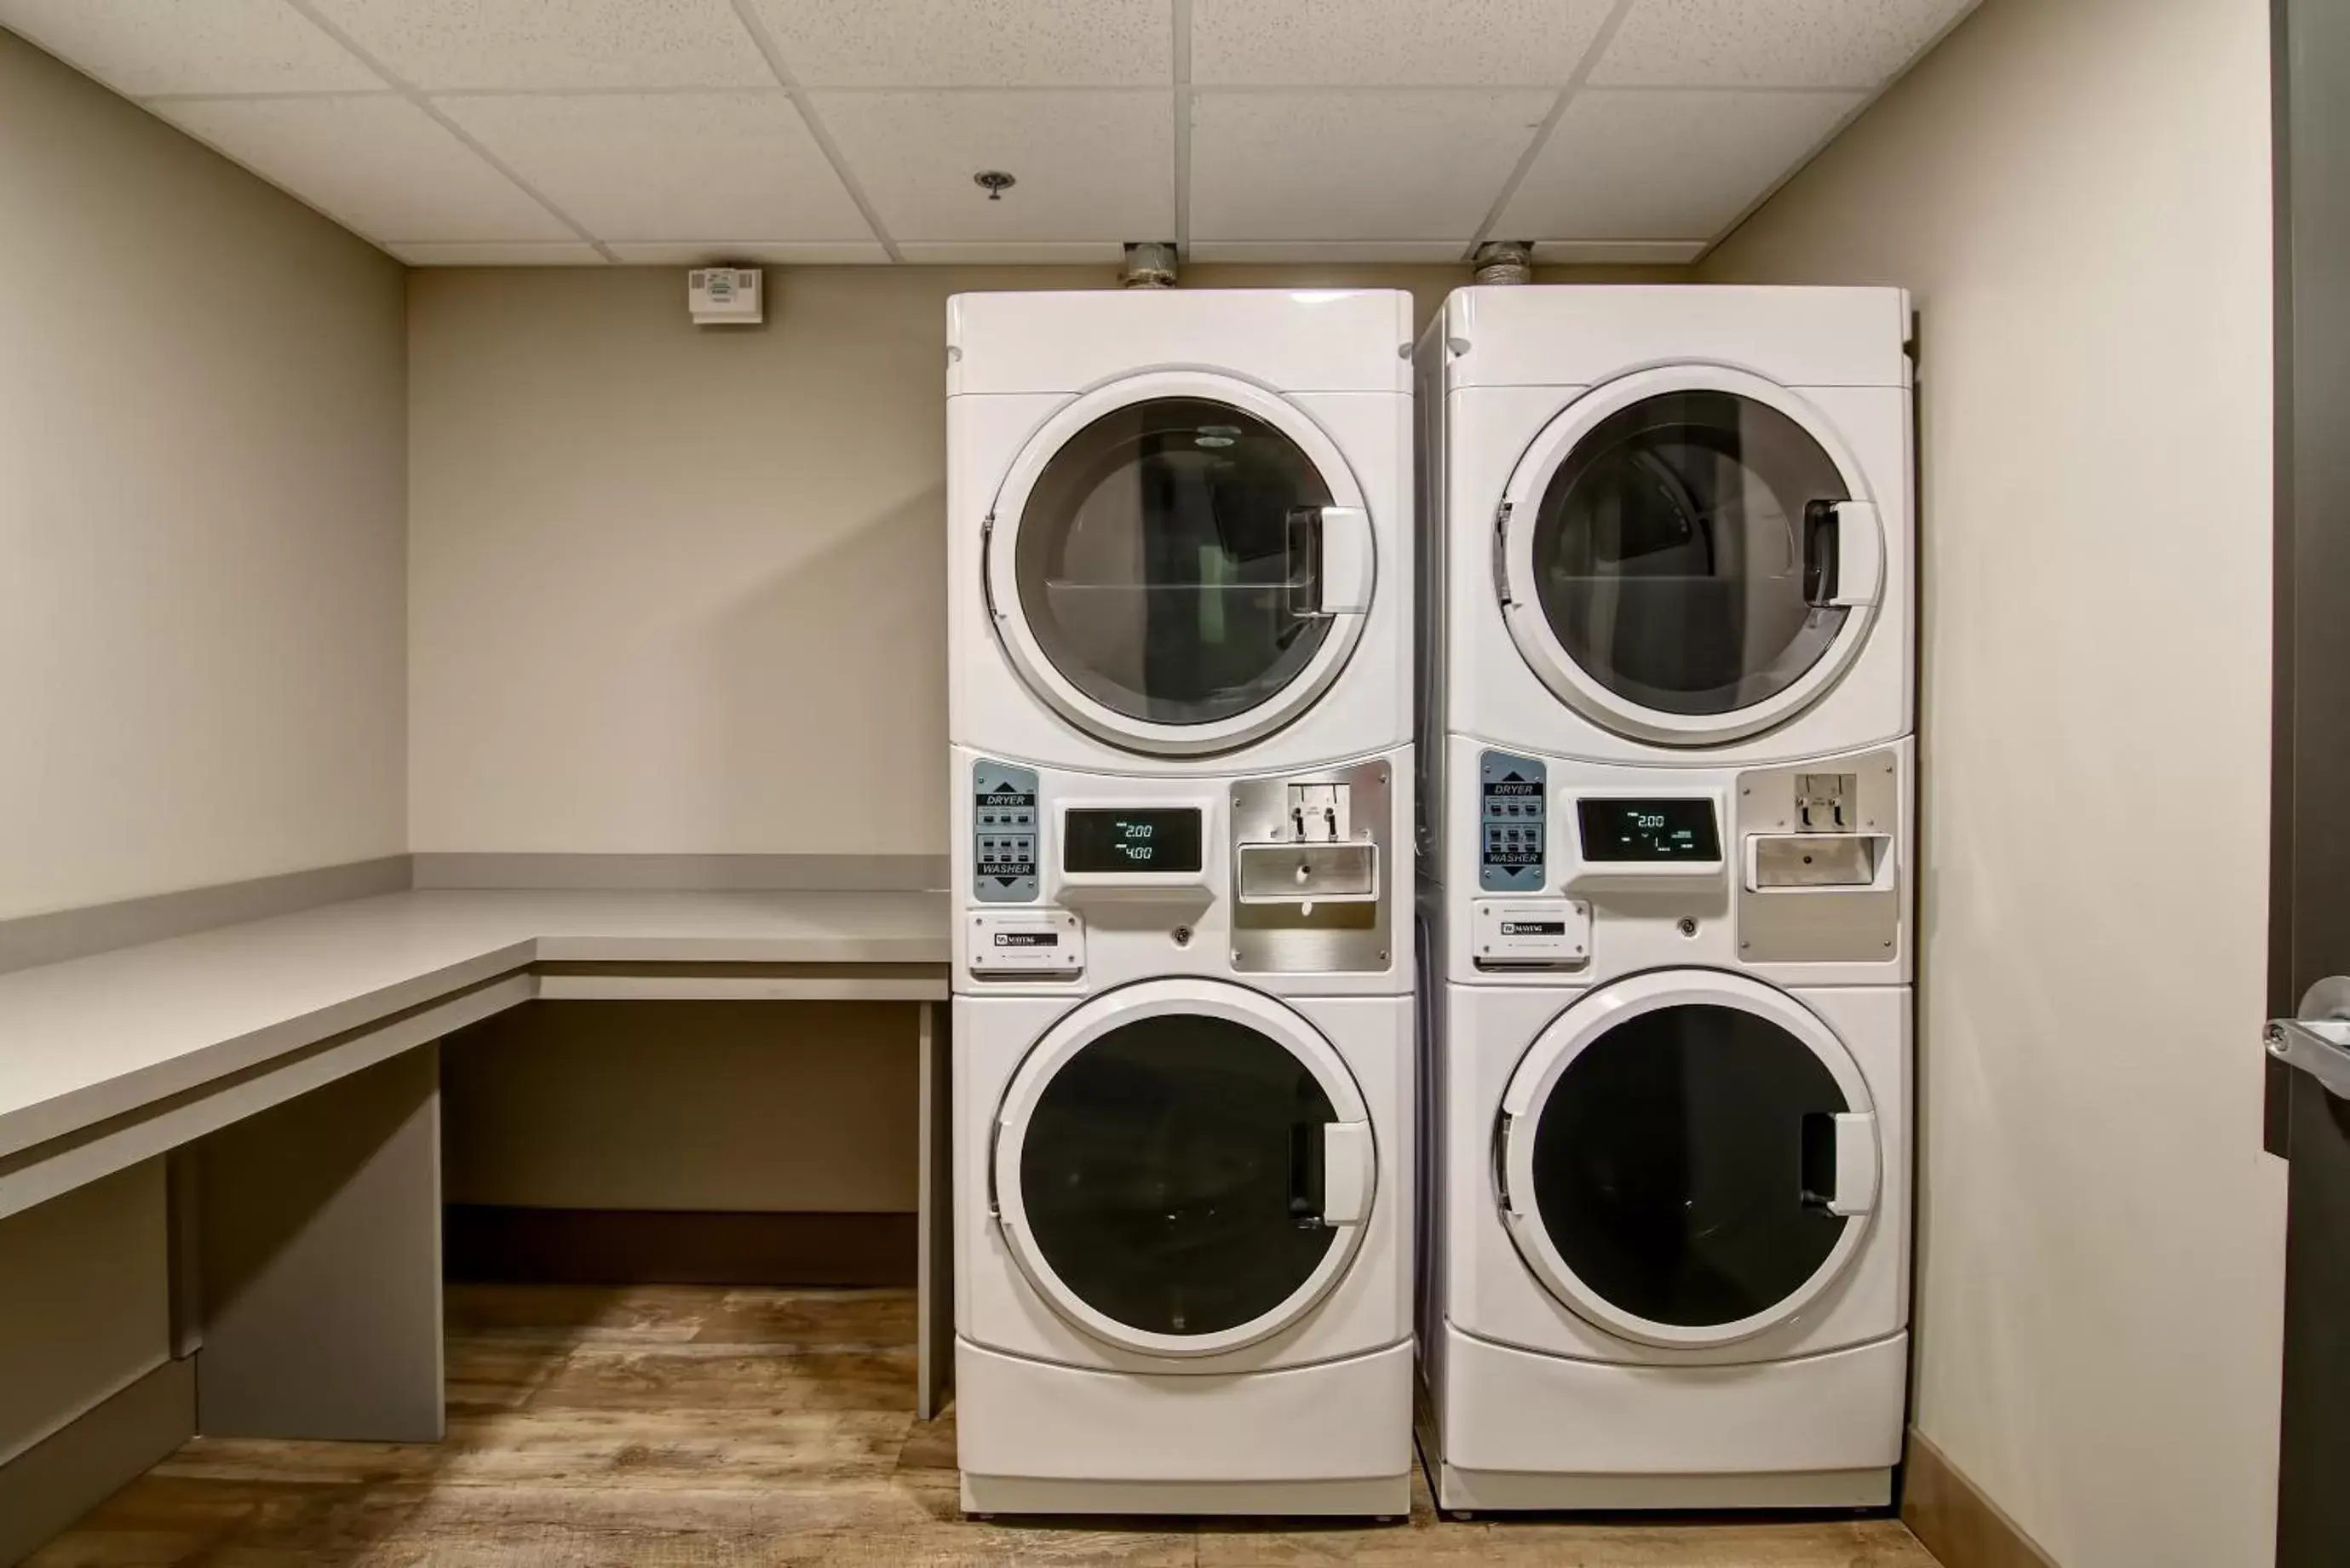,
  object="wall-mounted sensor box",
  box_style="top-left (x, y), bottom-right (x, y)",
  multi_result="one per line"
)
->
top-left (688, 267), bottom-right (762, 325)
